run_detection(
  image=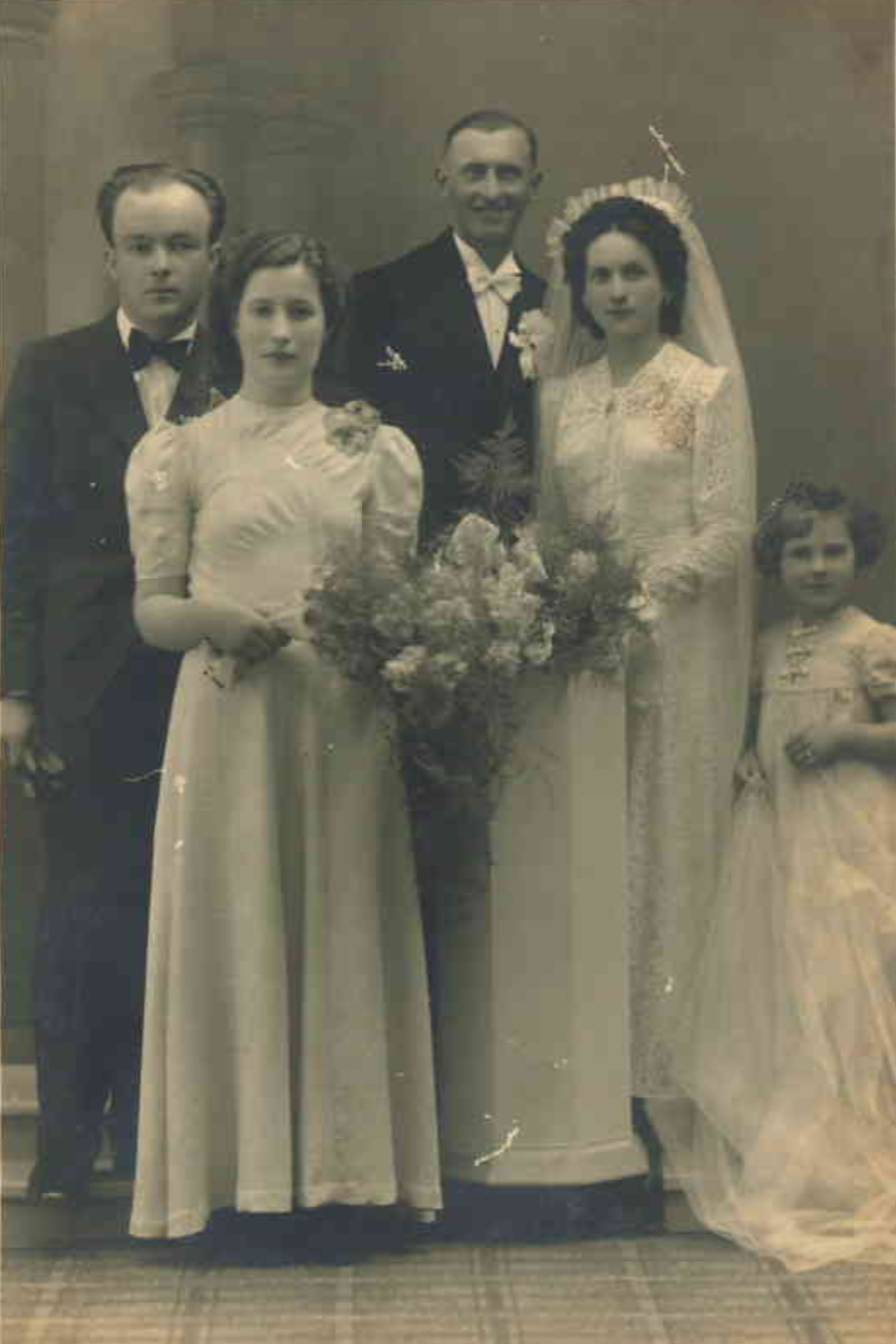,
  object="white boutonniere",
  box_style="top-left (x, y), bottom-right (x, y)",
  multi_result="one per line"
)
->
top-left (508, 310), bottom-right (555, 381)
top-left (376, 345), bottom-right (409, 372)
top-left (324, 400), bottom-right (382, 456)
